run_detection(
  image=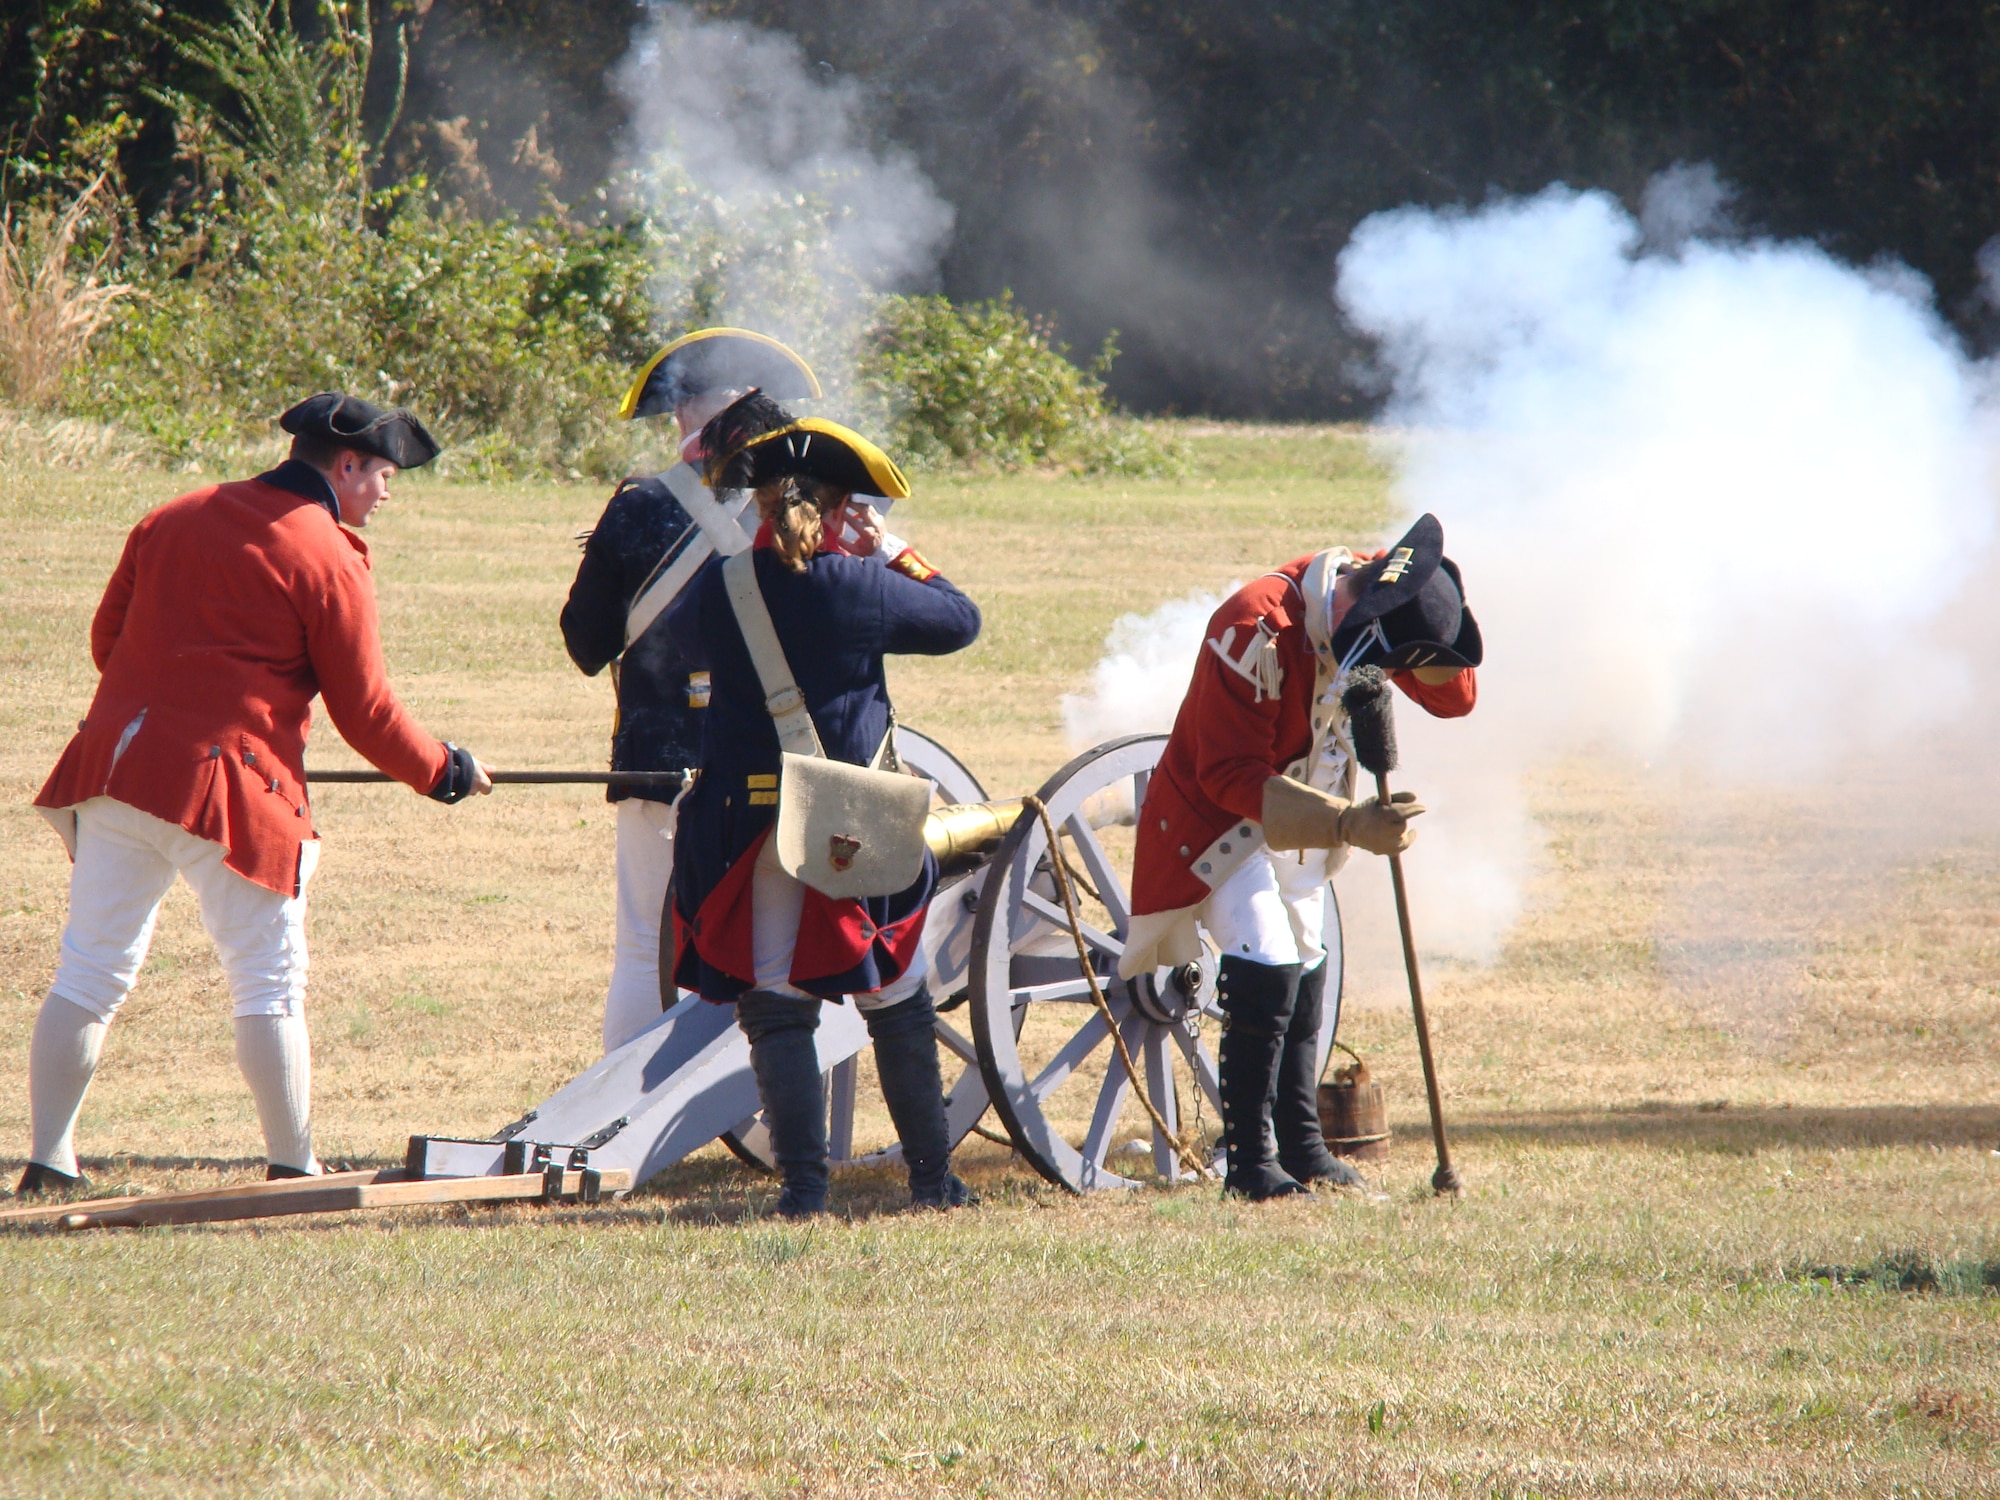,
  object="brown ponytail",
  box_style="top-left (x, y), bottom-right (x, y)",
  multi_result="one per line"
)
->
top-left (756, 478), bottom-right (844, 572)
